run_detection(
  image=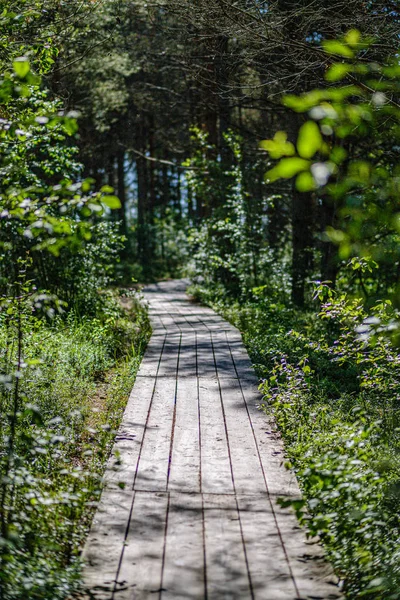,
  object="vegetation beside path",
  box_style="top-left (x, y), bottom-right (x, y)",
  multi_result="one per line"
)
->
top-left (0, 13), bottom-right (151, 595)
top-left (0, 289), bottom-right (150, 599)
top-left (190, 280), bottom-right (400, 599)
top-left (2, 1), bottom-right (400, 598)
